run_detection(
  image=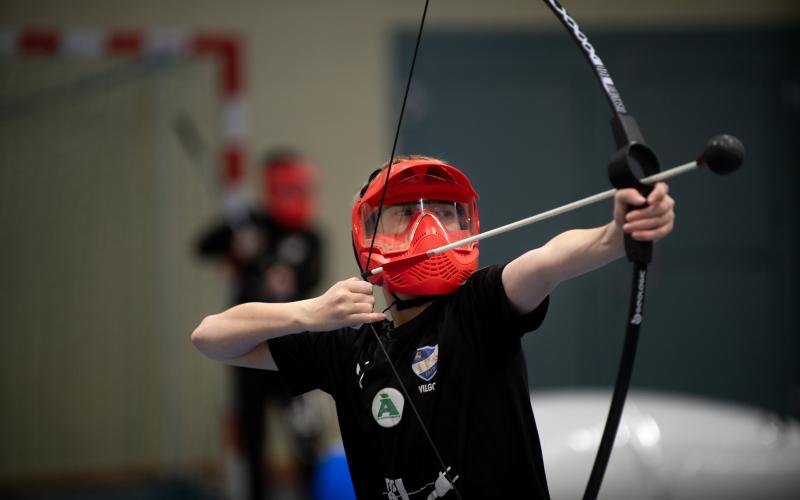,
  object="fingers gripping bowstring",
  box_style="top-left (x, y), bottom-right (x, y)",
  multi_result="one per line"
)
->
top-left (362, 1), bottom-right (462, 497)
